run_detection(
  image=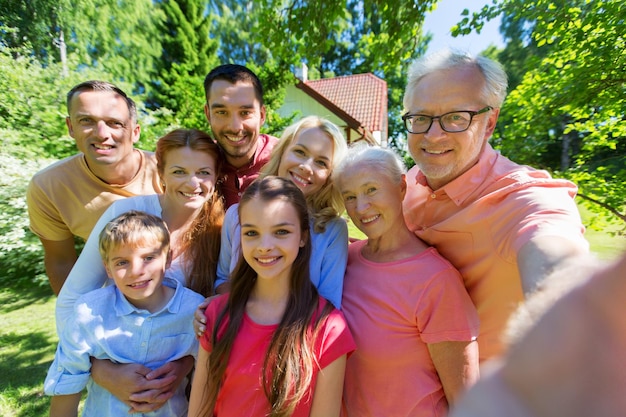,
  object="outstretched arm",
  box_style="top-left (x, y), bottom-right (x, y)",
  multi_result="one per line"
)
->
top-left (517, 235), bottom-right (589, 295)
